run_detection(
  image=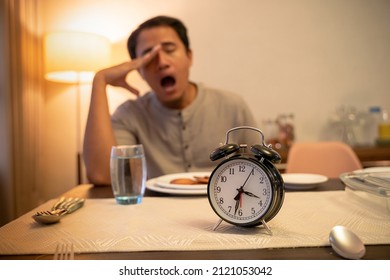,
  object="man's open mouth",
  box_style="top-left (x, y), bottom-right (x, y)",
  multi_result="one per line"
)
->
top-left (160, 76), bottom-right (176, 89)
